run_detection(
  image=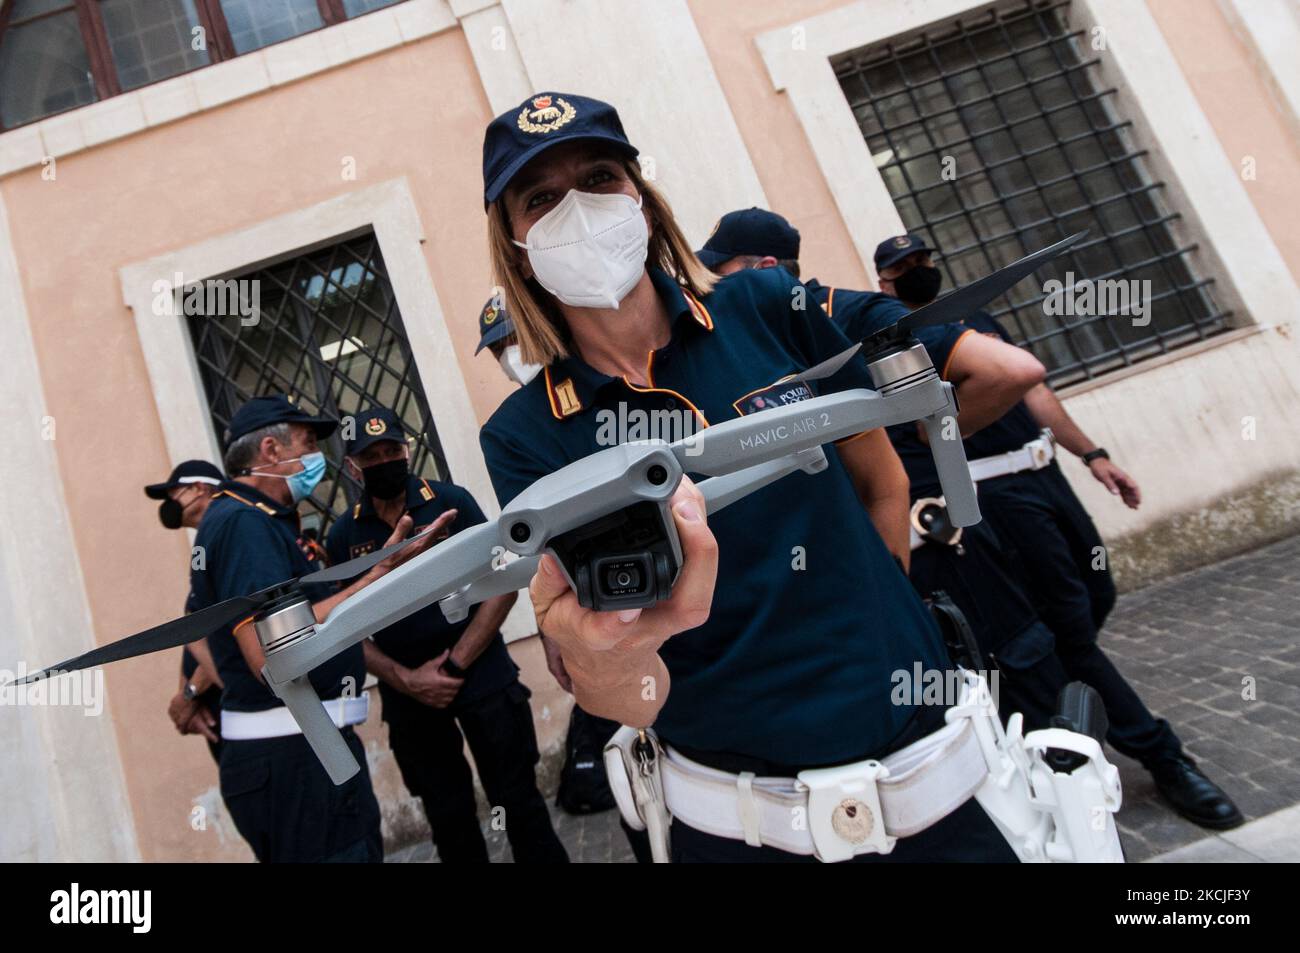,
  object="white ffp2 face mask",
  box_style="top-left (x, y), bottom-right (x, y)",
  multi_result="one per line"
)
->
top-left (498, 344), bottom-right (542, 387)
top-left (513, 189), bottom-right (649, 309)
